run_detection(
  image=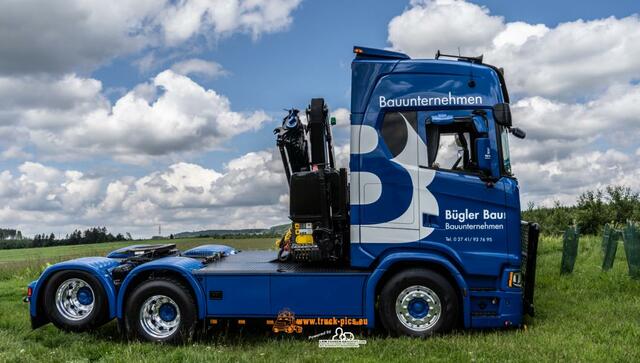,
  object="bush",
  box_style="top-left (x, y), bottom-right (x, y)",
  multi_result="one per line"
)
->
top-left (523, 185), bottom-right (640, 236)
top-left (523, 201), bottom-right (577, 236)
top-left (576, 190), bottom-right (608, 235)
